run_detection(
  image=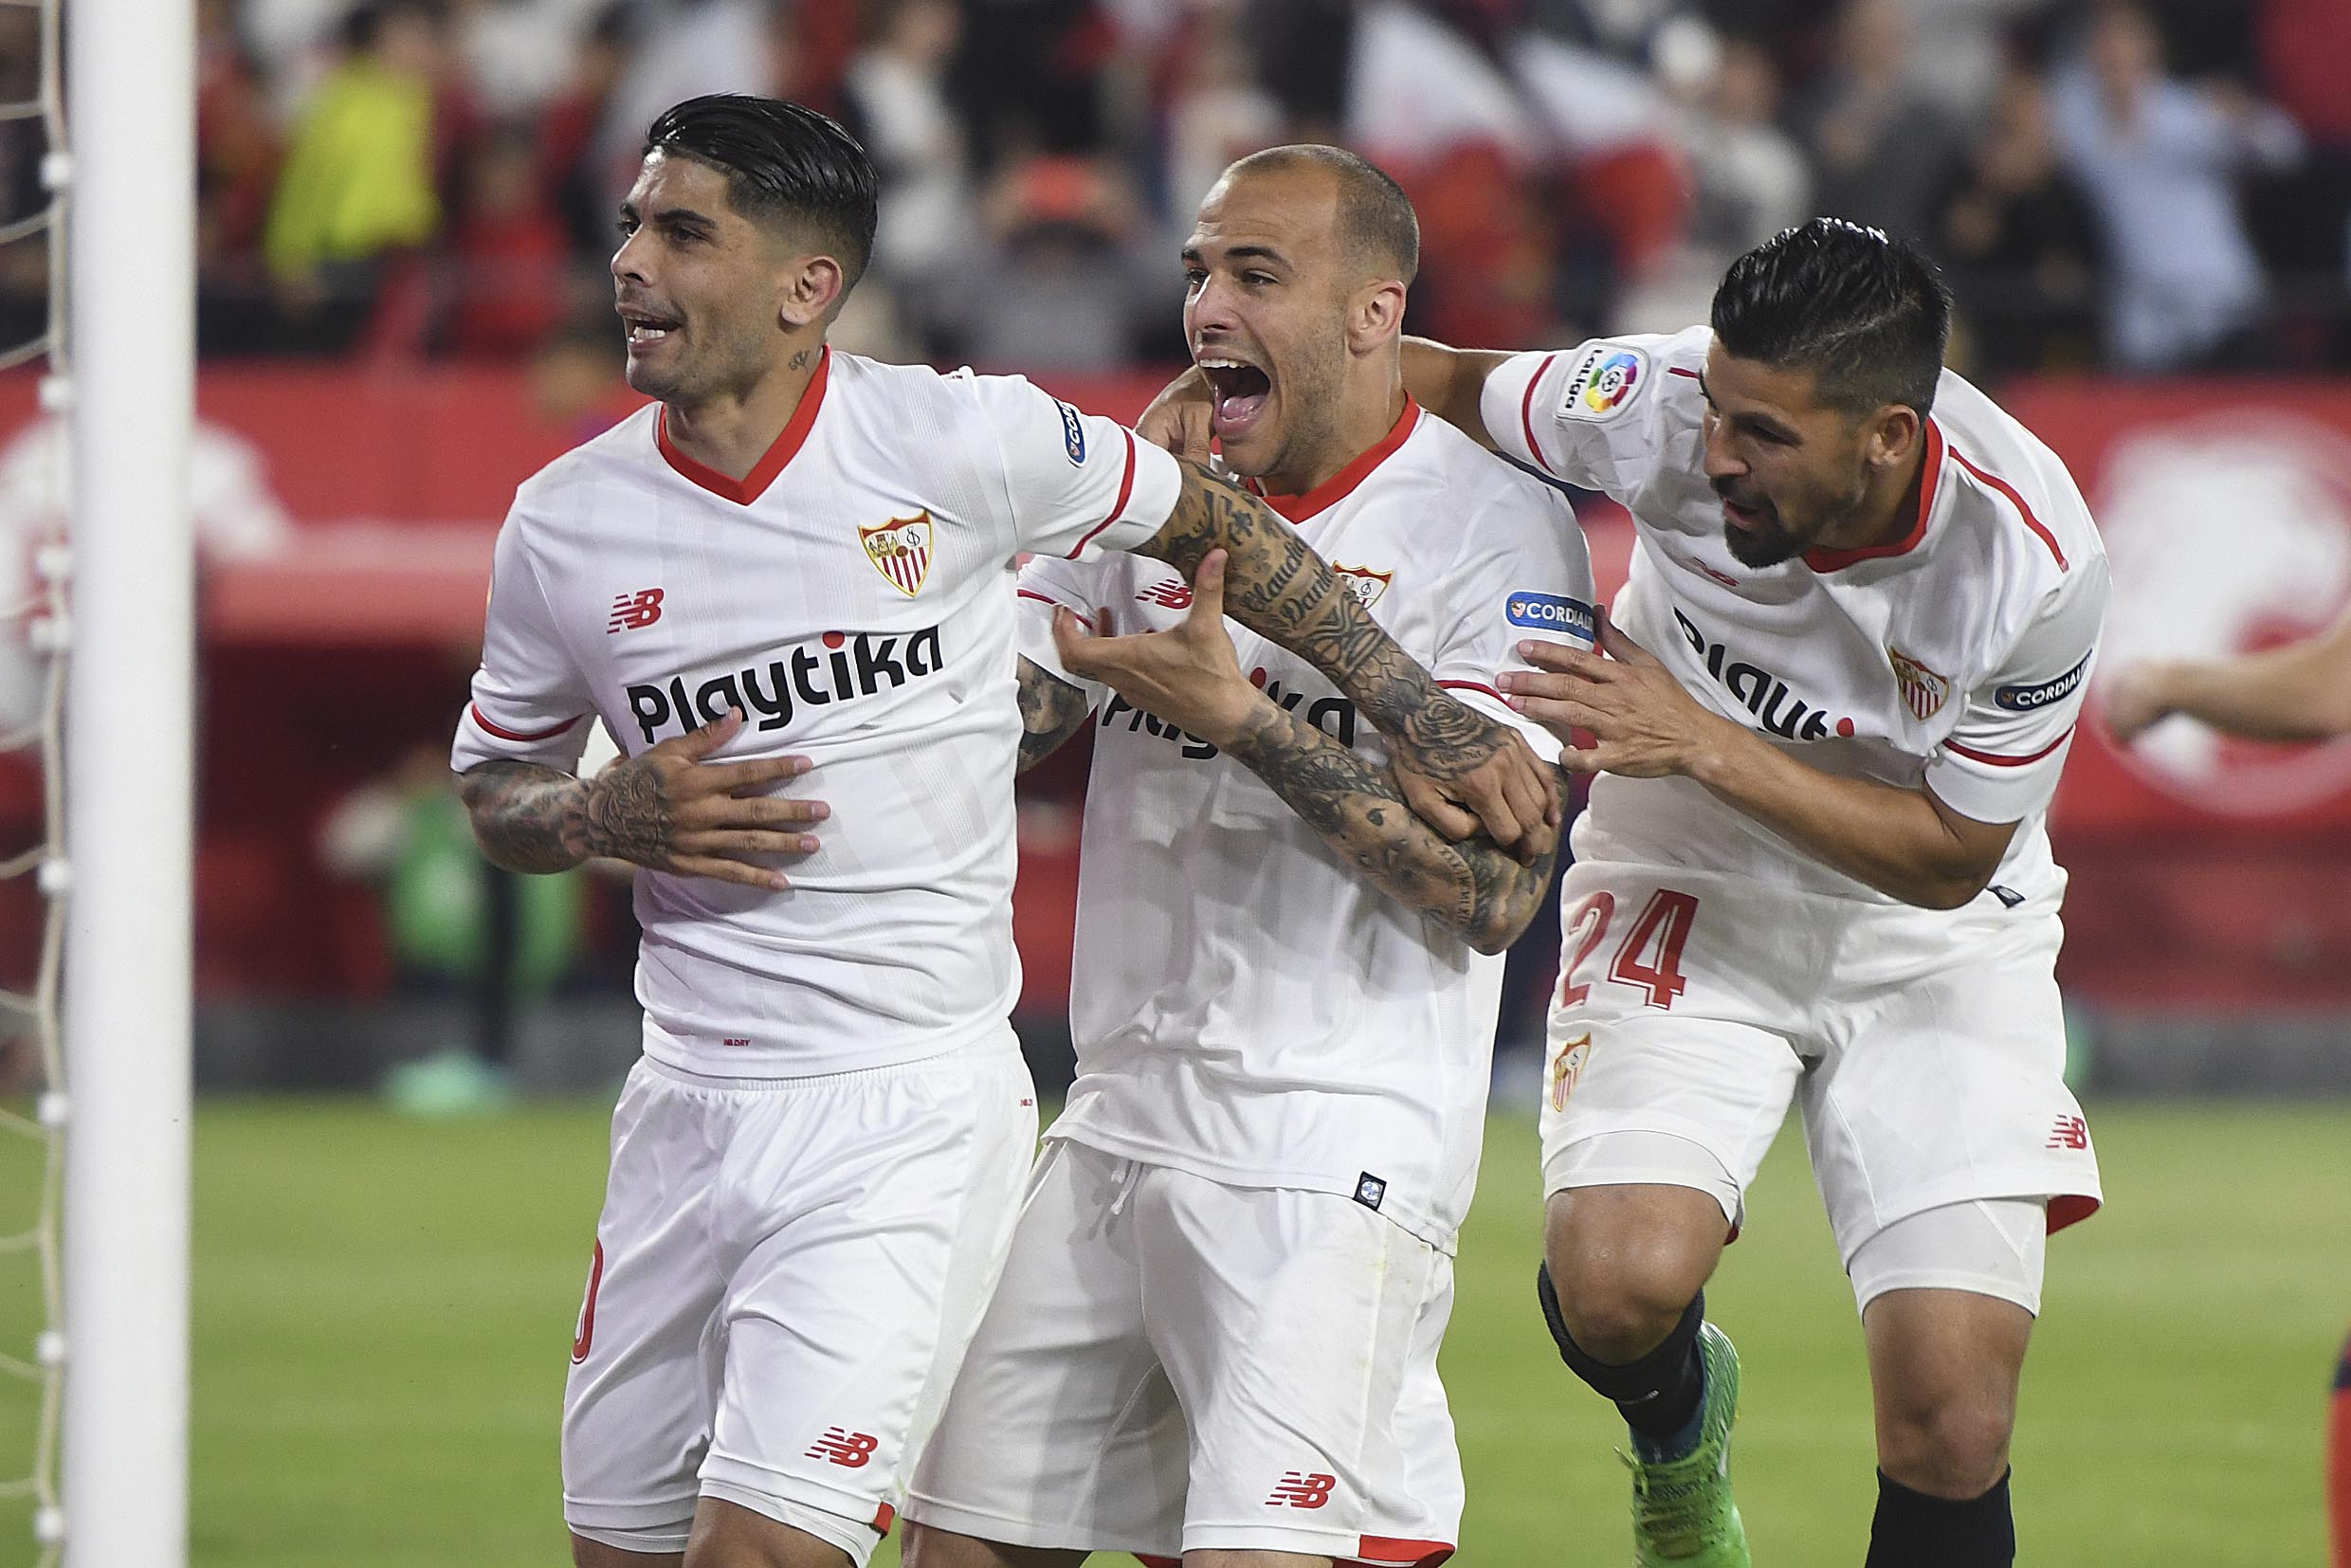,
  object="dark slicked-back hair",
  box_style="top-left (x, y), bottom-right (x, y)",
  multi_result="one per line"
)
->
top-left (1225, 144), bottom-right (1420, 285)
top-left (1710, 218), bottom-right (1952, 418)
top-left (645, 94), bottom-right (879, 289)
